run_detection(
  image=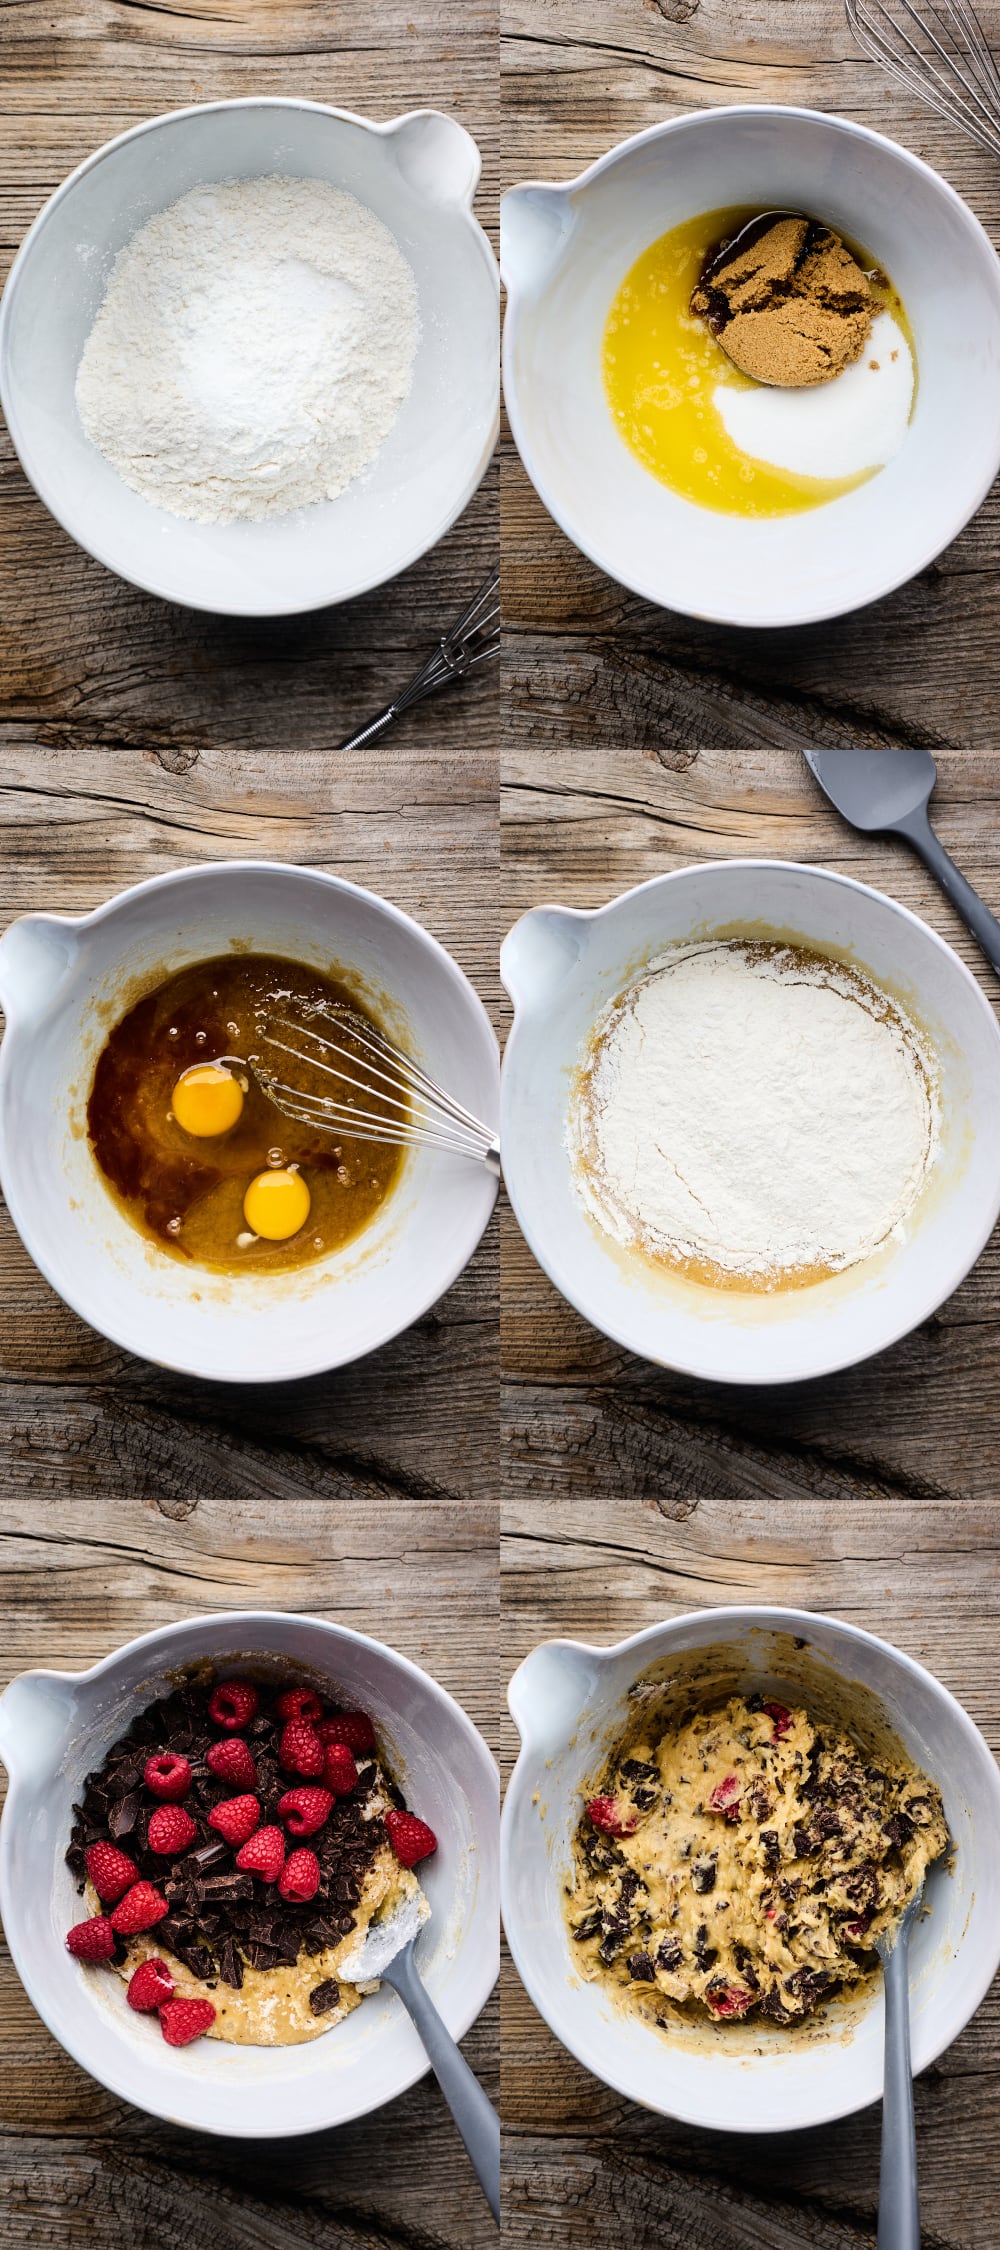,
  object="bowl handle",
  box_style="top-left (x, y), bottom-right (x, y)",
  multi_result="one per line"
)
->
top-left (0, 1670), bottom-right (78, 1777)
top-left (0, 913), bottom-right (80, 1025)
top-left (507, 1639), bottom-right (603, 1754)
top-left (387, 110), bottom-right (482, 208)
top-left (500, 184), bottom-right (573, 298)
top-left (500, 905), bottom-right (589, 1015)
